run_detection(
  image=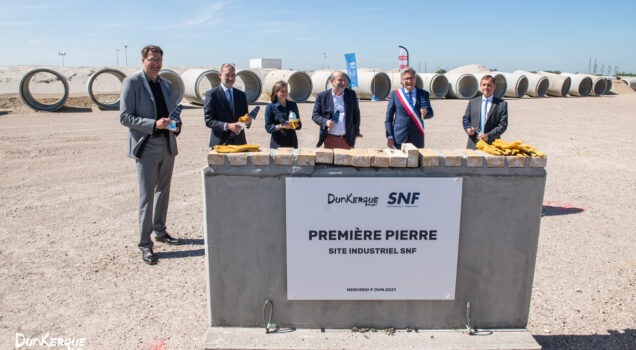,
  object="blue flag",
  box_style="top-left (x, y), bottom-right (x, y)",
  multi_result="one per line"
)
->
top-left (344, 53), bottom-right (358, 88)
